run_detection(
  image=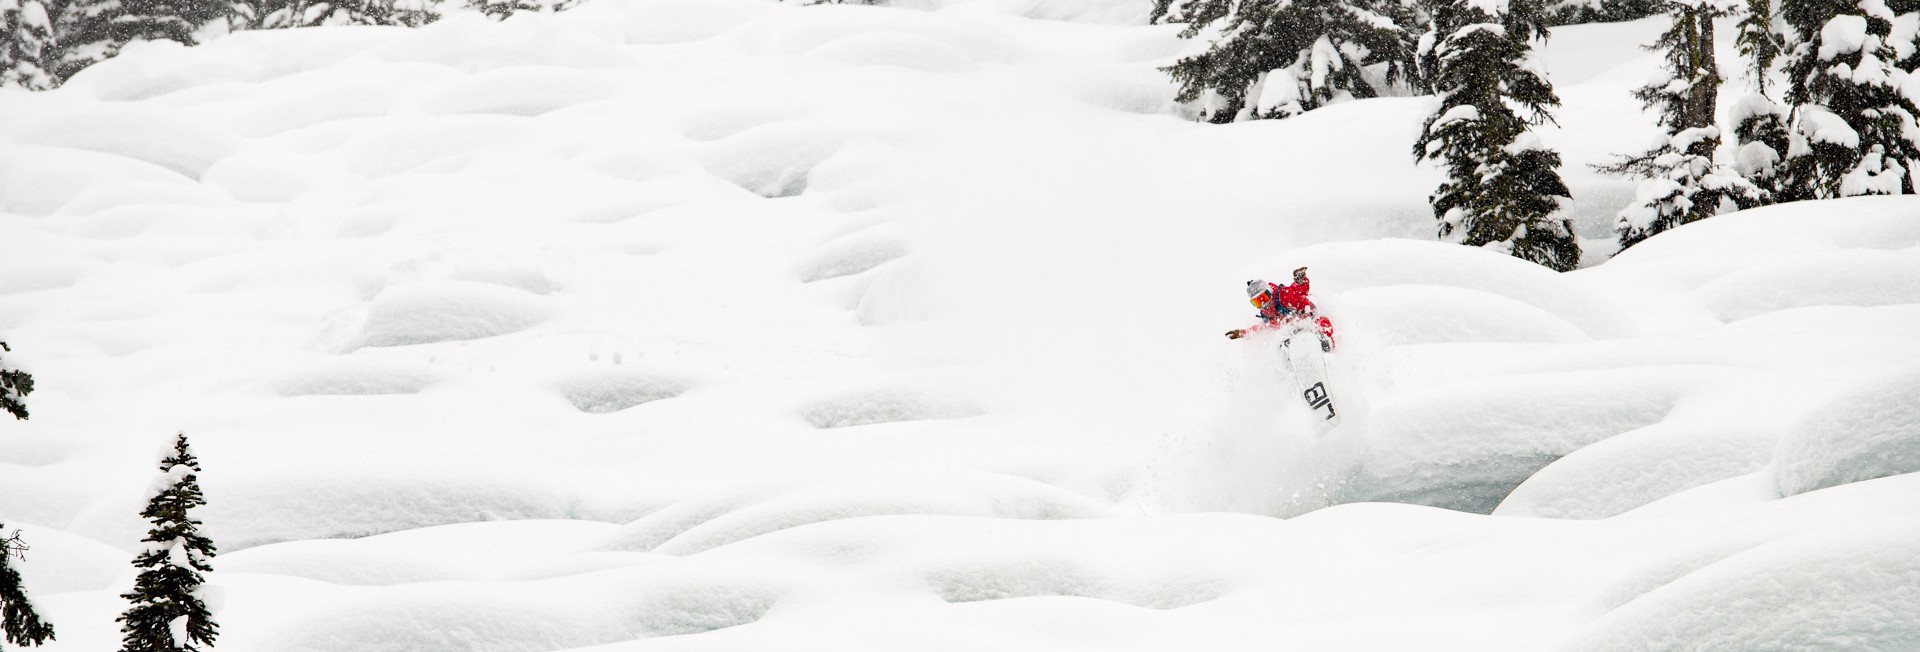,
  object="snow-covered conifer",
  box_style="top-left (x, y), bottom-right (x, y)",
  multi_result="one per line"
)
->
top-left (1730, 92), bottom-right (1792, 200)
top-left (1777, 0), bottom-right (1920, 198)
top-left (1412, 0), bottom-right (1580, 271)
top-left (0, 529), bottom-right (55, 648)
top-left (1600, 0), bottom-right (1763, 250)
top-left (0, 343), bottom-right (31, 421)
top-left (1546, 0), bottom-right (1661, 24)
top-left (1736, 0), bottom-right (1781, 93)
top-left (1162, 0), bottom-right (1421, 123)
top-left (117, 433), bottom-right (217, 652)
top-left (466, 0), bottom-right (577, 21)
top-left (0, 0), bottom-right (57, 90)
top-left (232, 0), bottom-right (437, 29)
top-left (46, 0), bottom-right (227, 82)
